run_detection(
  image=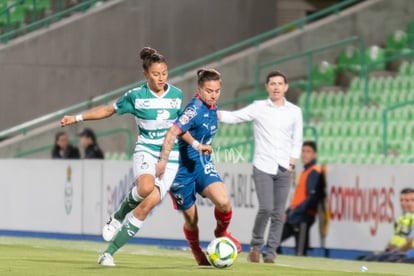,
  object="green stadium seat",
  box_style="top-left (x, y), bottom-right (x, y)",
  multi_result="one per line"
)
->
top-left (337, 45), bottom-right (362, 73)
top-left (365, 45), bottom-right (386, 71)
top-left (398, 61), bottom-right (411, 76)
top-left (386, 30), bottom-right (412, 55)
top-left (349, 77), bottom-right (362, 93)
top-left (311, 61), bottom-right (336, 89)
top-left (343, 93), bottom-right (361, 107)
top-left (297, 93), bottom-right (306, 108)
top-left (401, 139), bottom-right (414, 155)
